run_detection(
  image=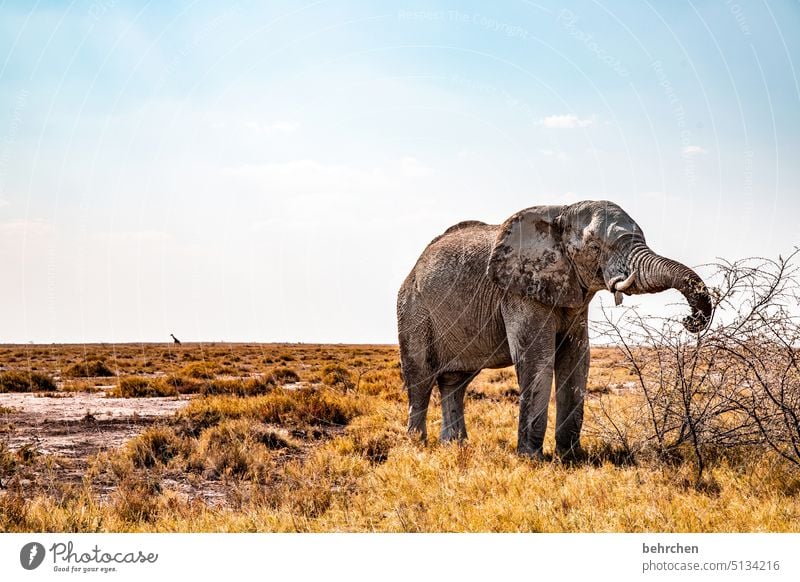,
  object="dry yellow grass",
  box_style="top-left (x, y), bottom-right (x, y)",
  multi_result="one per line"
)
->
top-left (0, 343), bottom-right (798, 532)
